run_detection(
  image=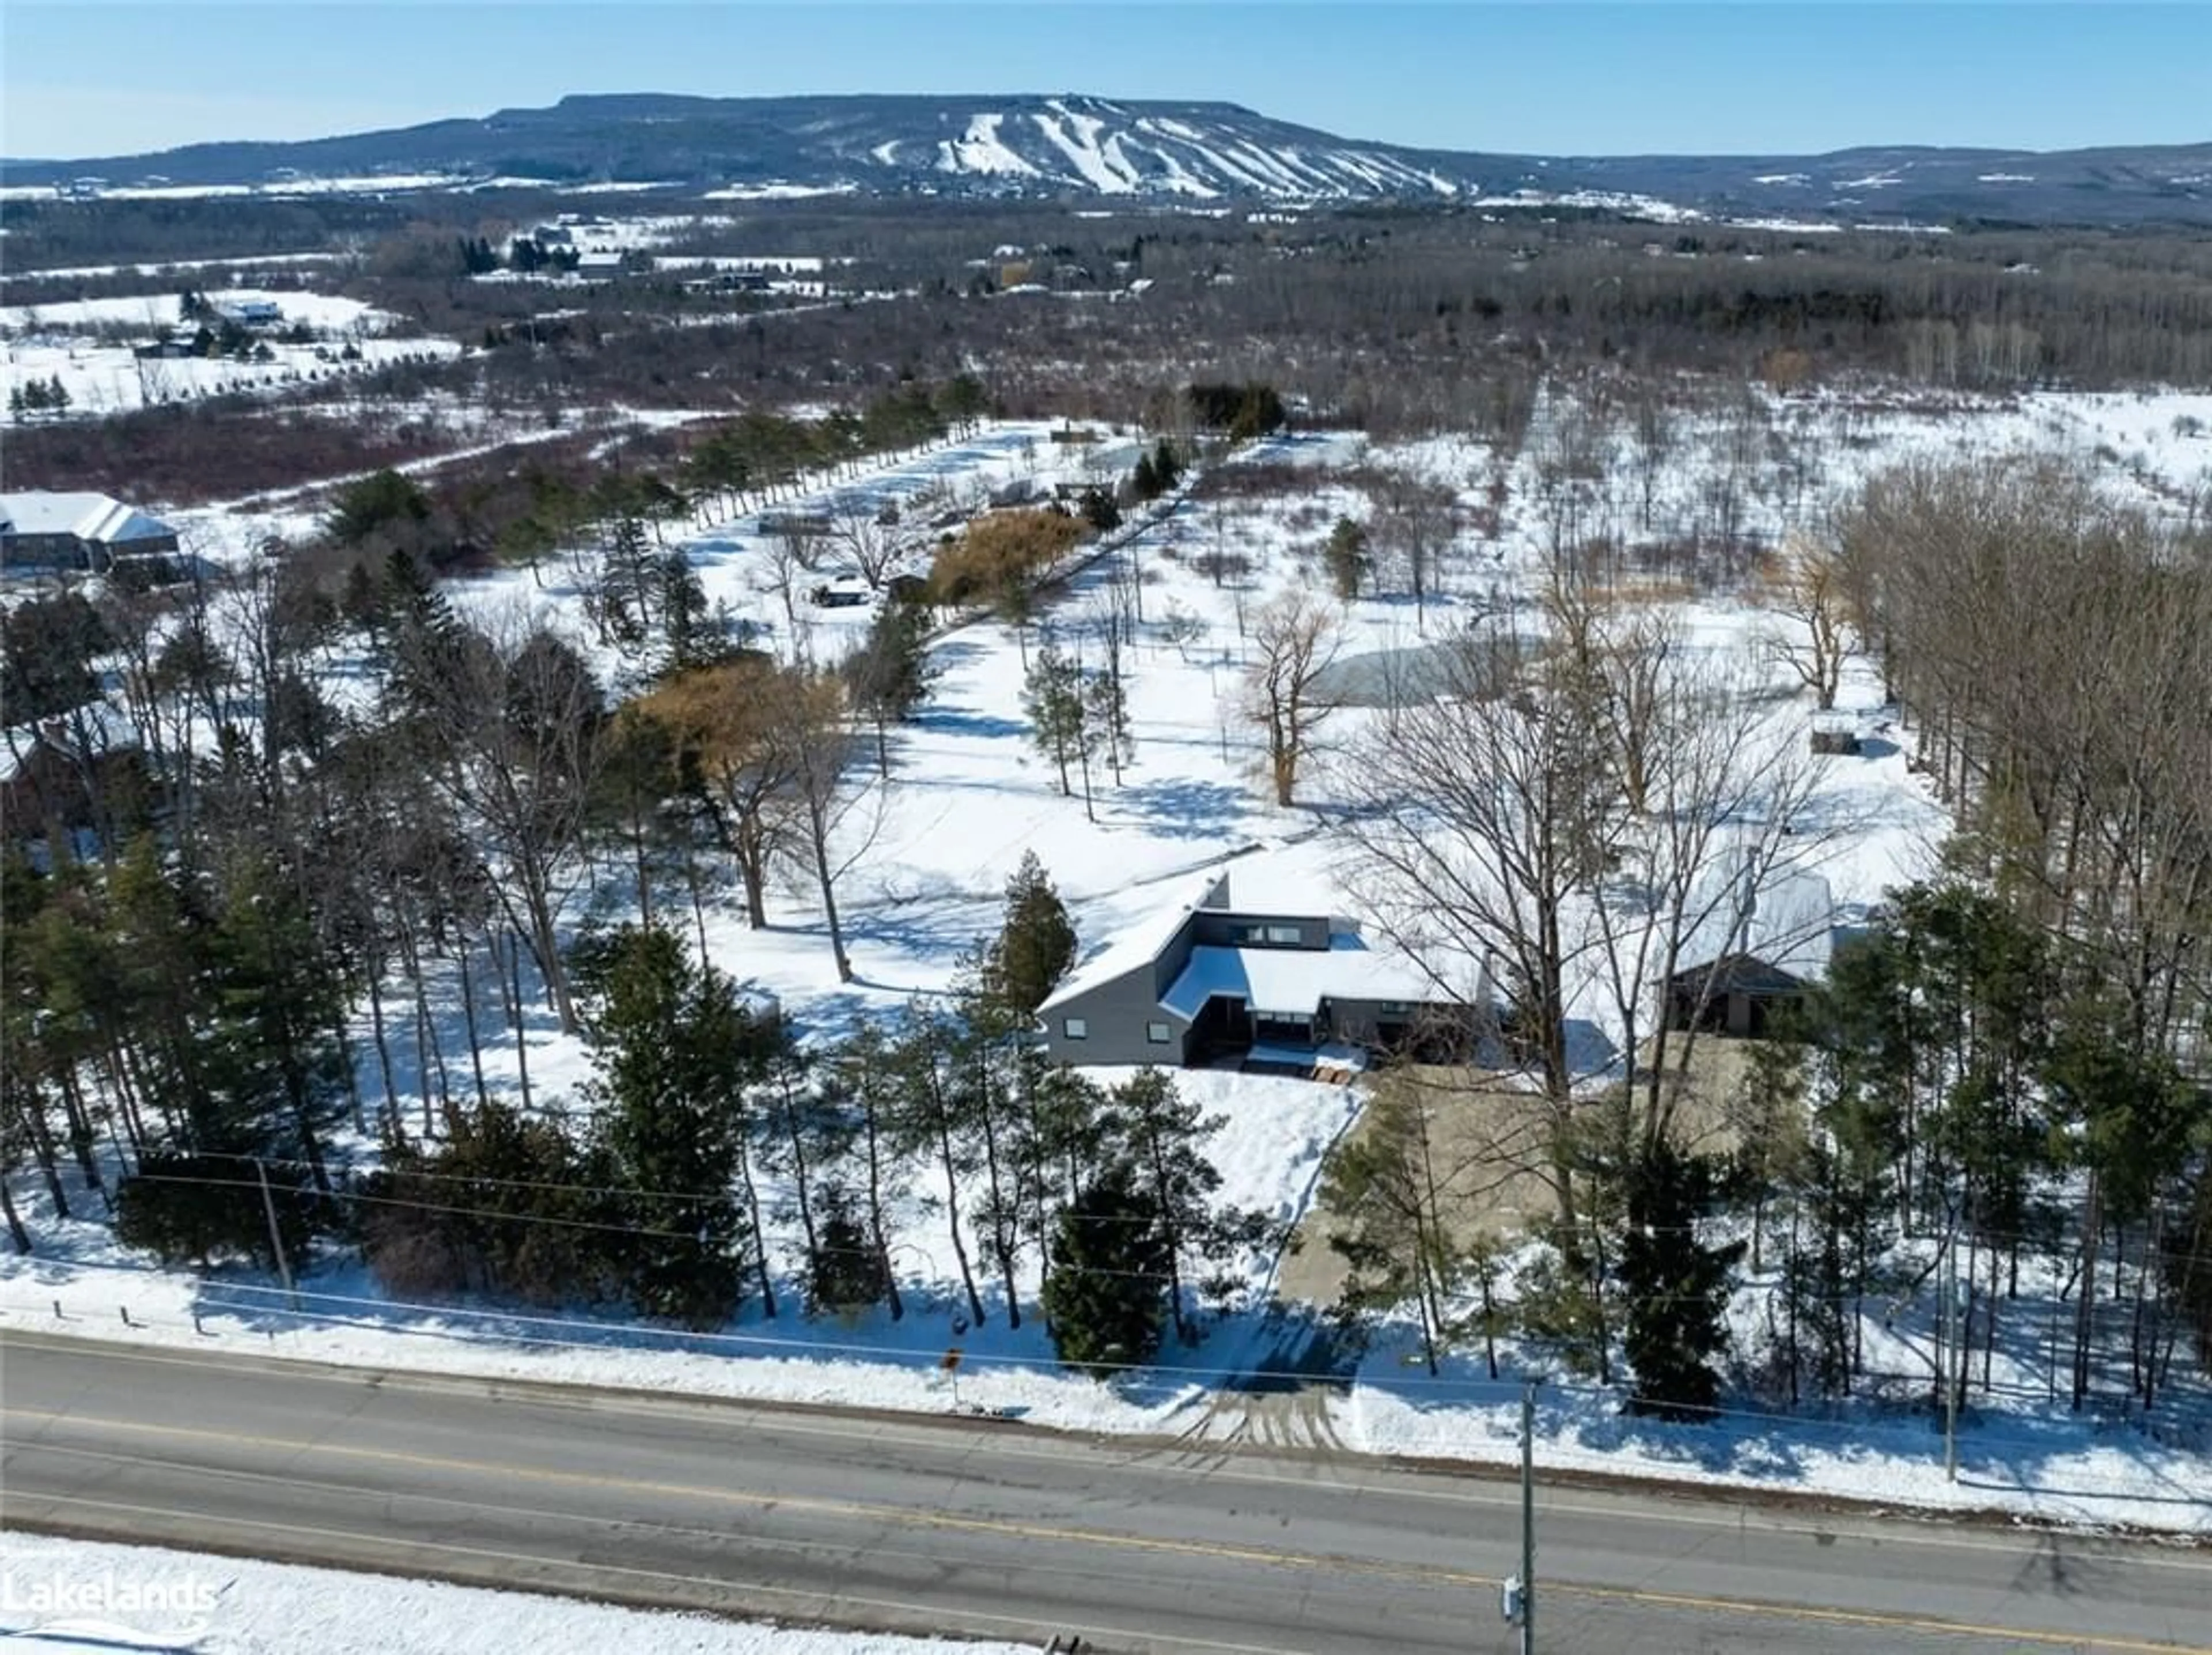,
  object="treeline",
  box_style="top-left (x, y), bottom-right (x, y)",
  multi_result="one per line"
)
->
top-left (1326, 872), bottom-right (2210, 1419)
top-left (2, 802), bottom-right (1262, 1368)
top-left (1830, 455), bottom-right (2212, 1394)
top-left (362, 874), bottom-right (1267, 1368)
